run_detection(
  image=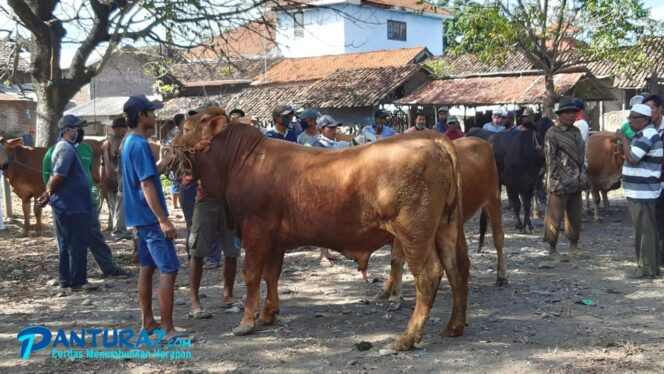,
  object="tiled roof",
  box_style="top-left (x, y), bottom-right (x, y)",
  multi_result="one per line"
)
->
top-left (170, 57), bottom-right (283, 83)
top-left (254, 47), bottom-right (430, 85)
top-left (427, 52), bottom-right (536, 78)
top-left (276, 0), bottom-right (451, 17)
top-left (158, 94), bottom-right (236, 120)
top-left (224, 85), bottom-right (310, 120)
top-left (185, 18), bottom-right (276, 61)
top-left (399, 72), bottom-right (614, 106)
top-left (586, 37), bottom-right (664, 89)
top-left (299, 65), bottom-right (424, 108)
